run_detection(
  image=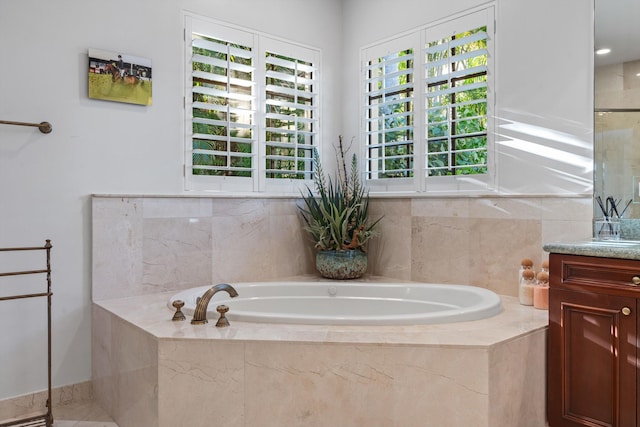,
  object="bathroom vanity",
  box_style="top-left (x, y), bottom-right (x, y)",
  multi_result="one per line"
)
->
top-left (544, 240), bottom-right (640, 427)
